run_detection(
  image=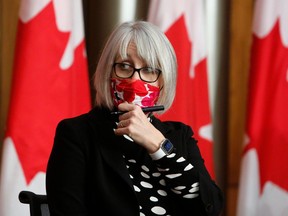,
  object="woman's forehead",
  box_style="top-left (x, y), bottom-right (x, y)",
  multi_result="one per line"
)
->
top-left (117, 43), bottom-right (141, 59)
top-left (116, 41), bottom-right (159, 67)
